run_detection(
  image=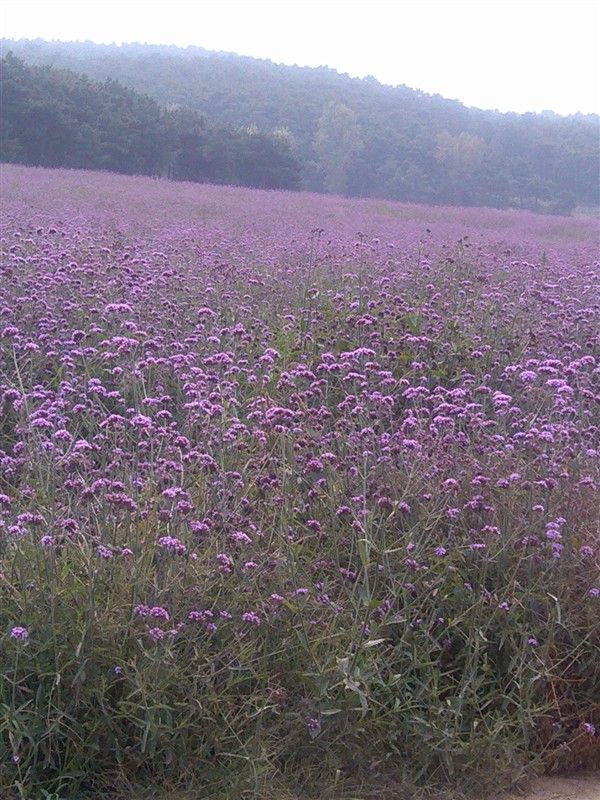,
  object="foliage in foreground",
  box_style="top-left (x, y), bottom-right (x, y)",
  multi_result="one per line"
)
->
top-left (0, 166), bottom-right (599, 798)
